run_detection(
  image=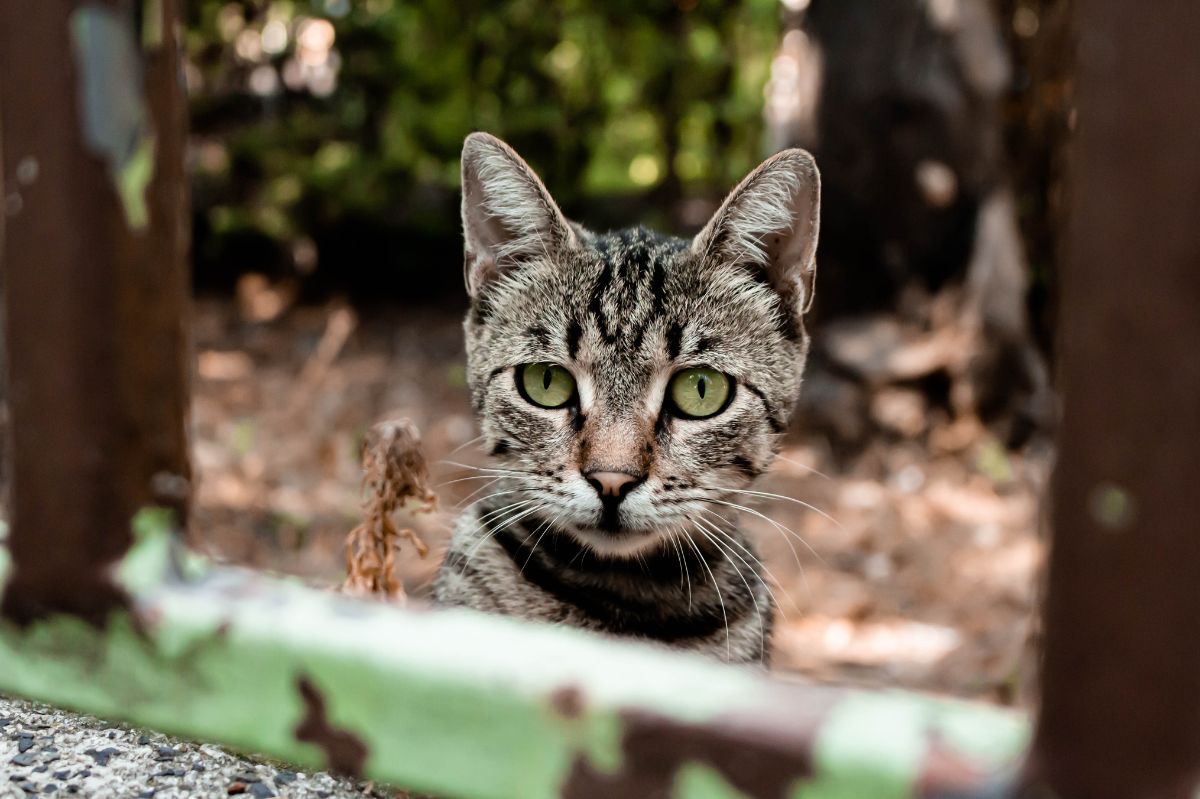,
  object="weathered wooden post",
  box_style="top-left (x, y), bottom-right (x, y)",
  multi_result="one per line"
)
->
top-left (1027, 1), bottom-right (1200, 796)
top-left (0, 0), bottom-right (190, 624)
